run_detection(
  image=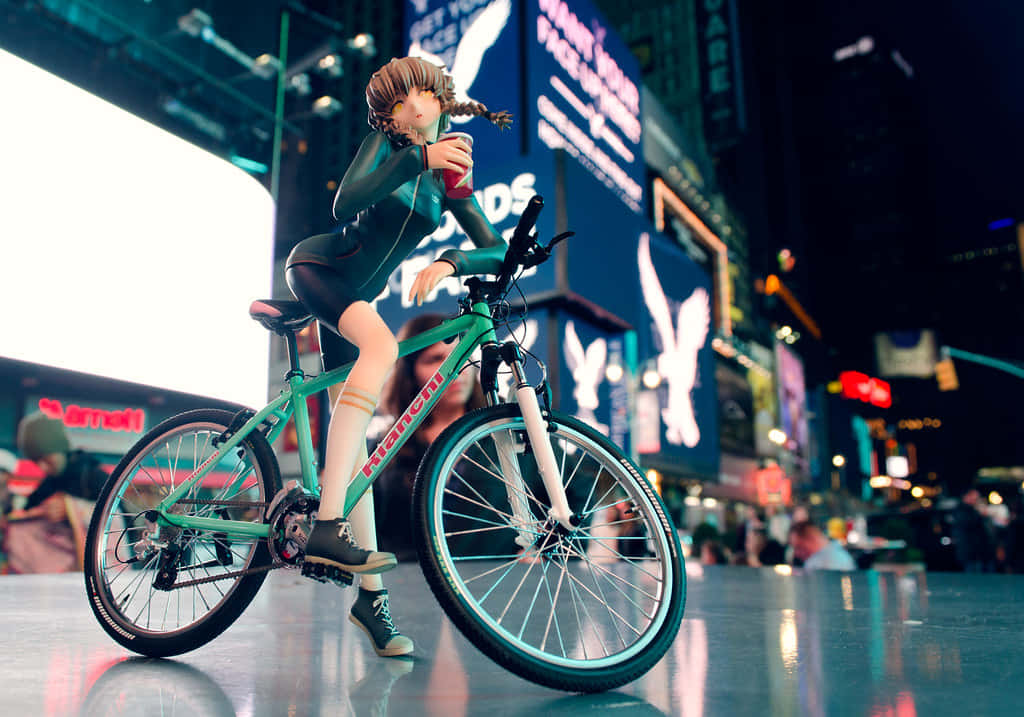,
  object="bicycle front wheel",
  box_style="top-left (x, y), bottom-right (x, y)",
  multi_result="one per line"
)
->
top-left (413, 404), bottom-right (685, 692)
top-left (84, 409), bottom-right (282, 657)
